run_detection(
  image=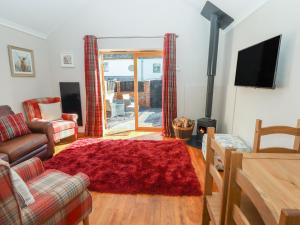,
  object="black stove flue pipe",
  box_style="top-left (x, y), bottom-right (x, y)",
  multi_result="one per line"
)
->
top-left (201, 1), bottom-right (234, 118)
